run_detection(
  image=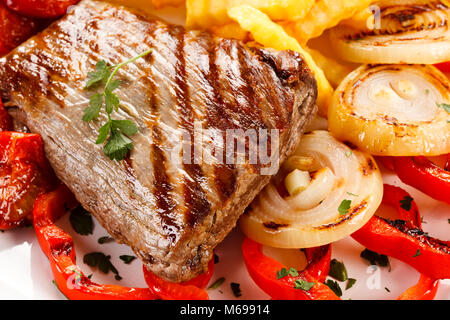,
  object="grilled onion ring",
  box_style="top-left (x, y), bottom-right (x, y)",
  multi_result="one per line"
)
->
top-left (330, 0), bottom-right (450, 64)
top-left (329, 64), bottom-right (450, 156)
top-left (239, 131), bottom-right (383, 249)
